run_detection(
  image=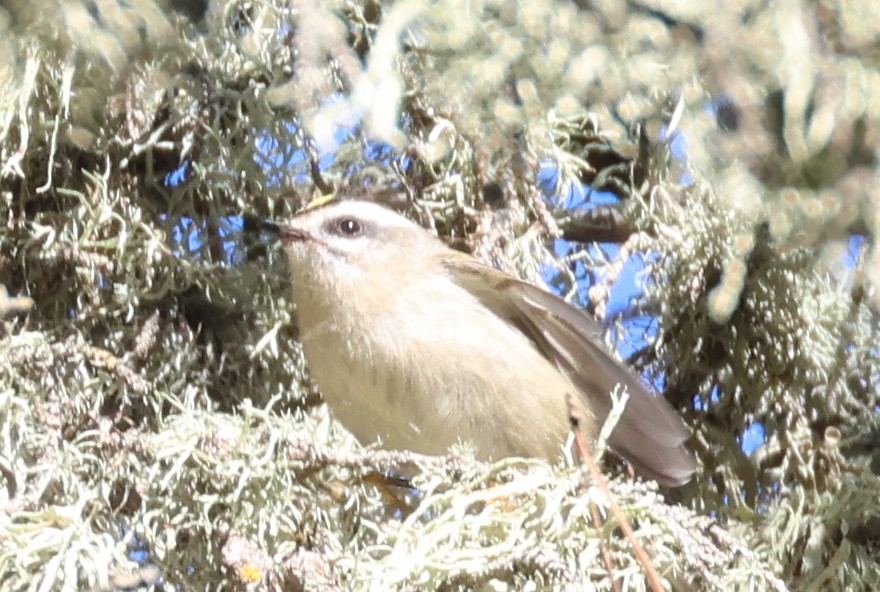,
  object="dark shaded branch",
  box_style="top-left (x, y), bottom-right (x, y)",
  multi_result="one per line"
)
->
top-left (559, 205), bottom-right (638, 243)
